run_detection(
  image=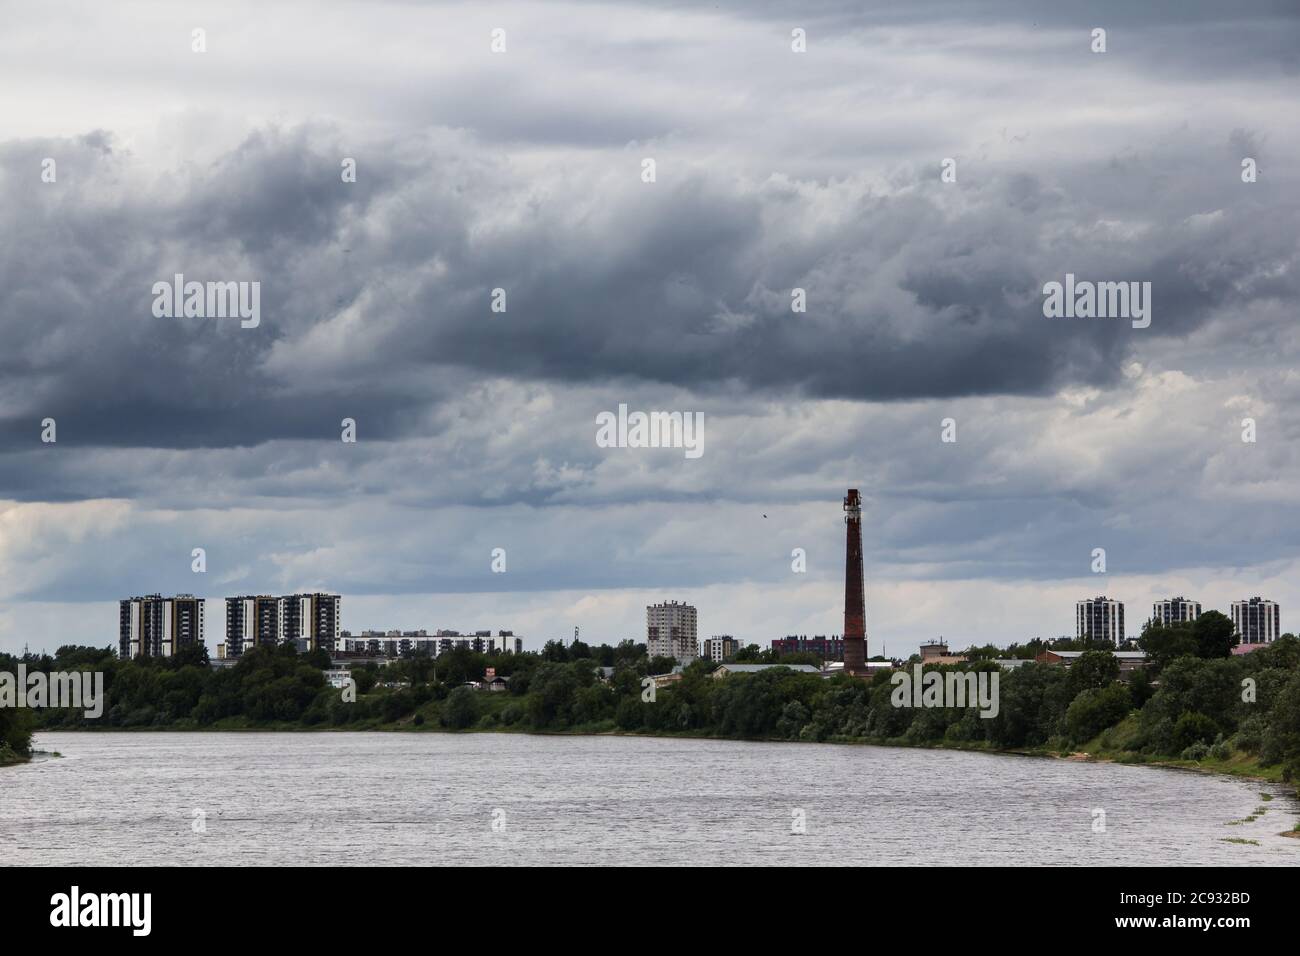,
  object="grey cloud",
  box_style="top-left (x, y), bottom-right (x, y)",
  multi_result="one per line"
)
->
top-left (4, 119), bottom-right (1296, 474)
top-left (1, 0), bottom-right (1298, 655)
